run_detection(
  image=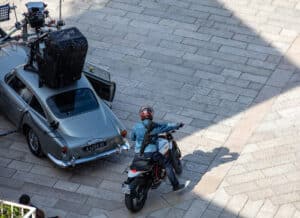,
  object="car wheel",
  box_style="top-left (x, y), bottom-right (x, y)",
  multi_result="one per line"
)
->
top-left (26, 128), bottom-right (44, 157)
